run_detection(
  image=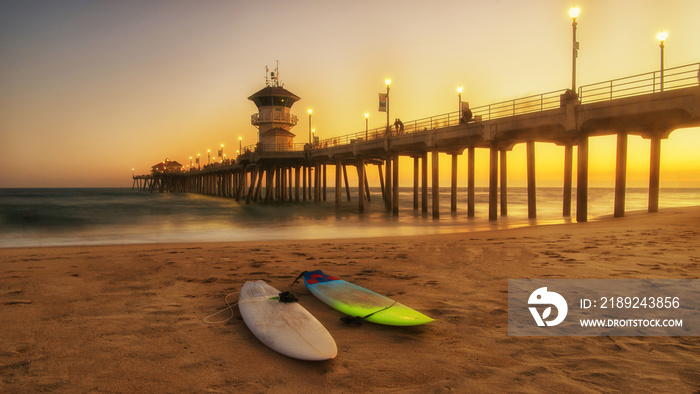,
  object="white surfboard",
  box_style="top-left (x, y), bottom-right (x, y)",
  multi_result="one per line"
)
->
top-left (238, 280), bottom-right (337, 361)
